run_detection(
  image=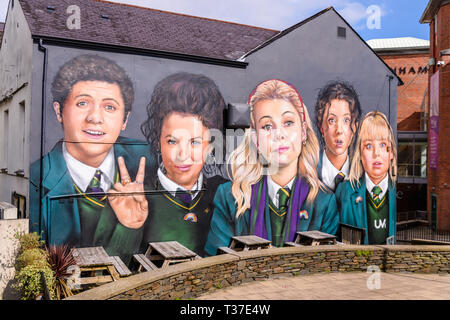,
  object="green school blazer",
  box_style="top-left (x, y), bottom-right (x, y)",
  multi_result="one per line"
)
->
top-left (29, 136), bottom-right (155, 252)
top-left (335, 176), bottom-right (397, 244)
top-left (204, 180), bottom-right (339, 256)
